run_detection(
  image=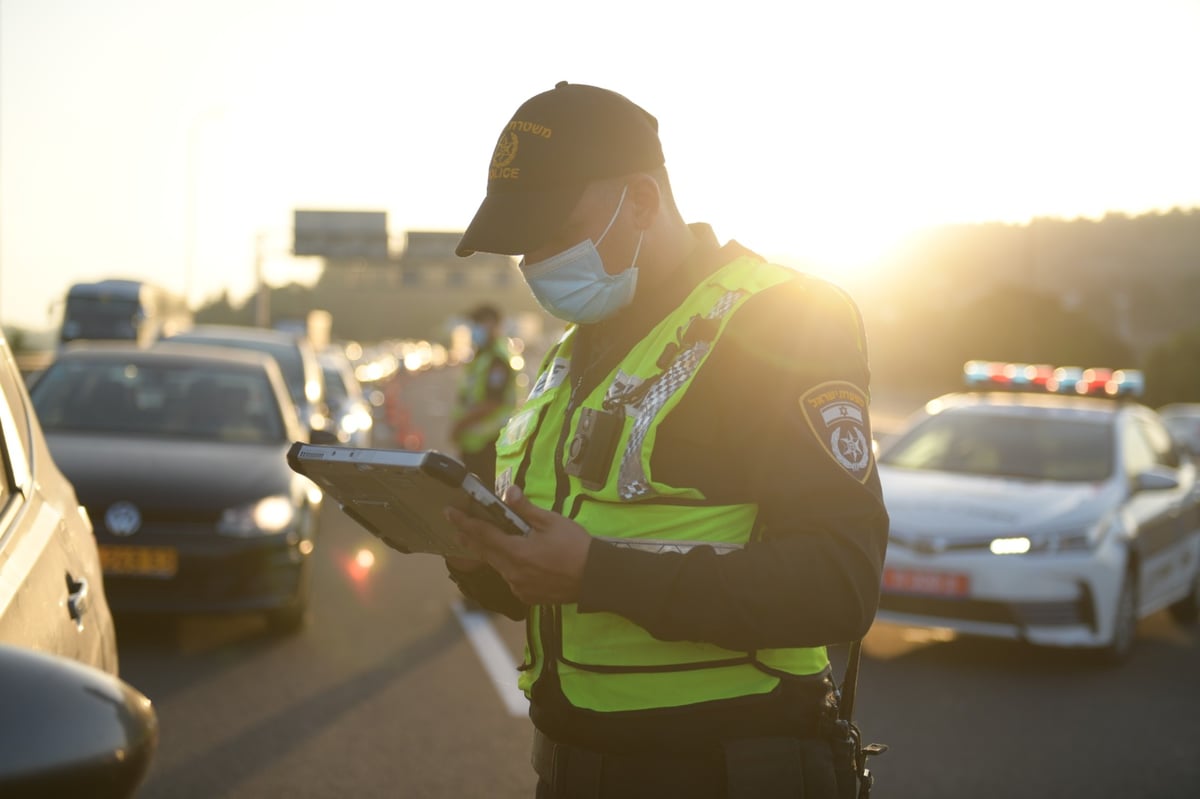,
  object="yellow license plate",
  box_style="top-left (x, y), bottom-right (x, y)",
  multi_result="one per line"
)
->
top-left (99, 545), bottom-right (179, 578)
